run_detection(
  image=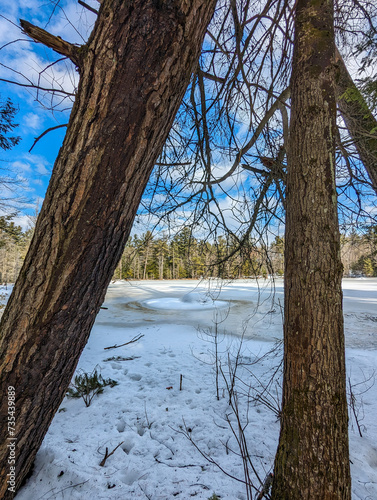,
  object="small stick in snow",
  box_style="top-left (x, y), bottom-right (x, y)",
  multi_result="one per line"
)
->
top-left (180, 374), bottom-right (183, 391)
top-left (99, 441), bottom-right (124, 466)
top-left (104, 334), bottom-right (144, 350)
top-left (43, 479), bottom-right (90, 499)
